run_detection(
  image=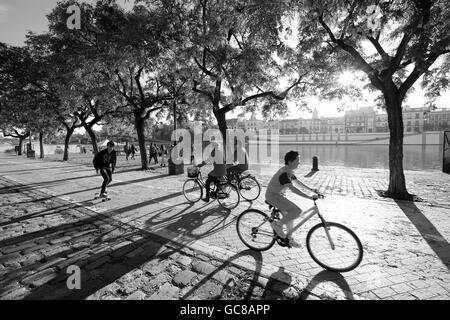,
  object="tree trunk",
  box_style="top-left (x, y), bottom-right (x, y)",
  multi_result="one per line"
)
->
top-left (85, 124), bottom-right (99, 155)
top-left (214, 110), bottom-right (229, 157)
top-left (39, 132), bottom-right (44, 159)
top-left (63, 127), bottom-right (74, 161)
top-left (385, 90), bottom-right (413, 200)
top-left (134, 115), bottom-right (148, 170)
top-left (18, 137), bottom-right (25, 156)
